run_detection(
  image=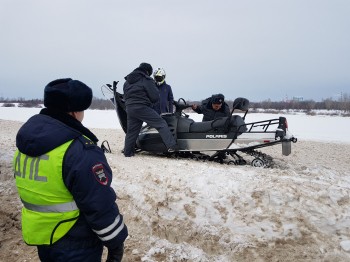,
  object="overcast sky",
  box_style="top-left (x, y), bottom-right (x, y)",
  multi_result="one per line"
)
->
top-left (1, 0), bottom-right (349, 102)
